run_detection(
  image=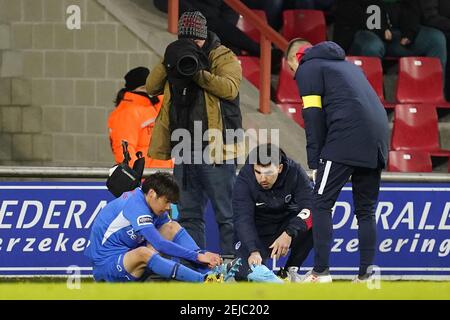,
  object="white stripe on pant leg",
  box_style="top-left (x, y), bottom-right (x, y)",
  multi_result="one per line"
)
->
top-left (318, 161), bottom-right (332, 195)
